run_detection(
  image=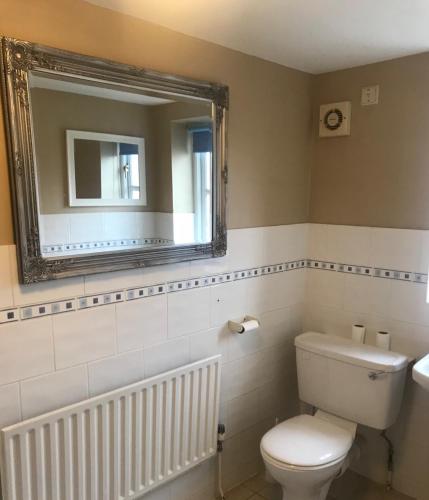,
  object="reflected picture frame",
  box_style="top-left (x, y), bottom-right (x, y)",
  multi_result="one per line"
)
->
top-left (66, 130), bottom-right (147, 207)
top-left (0, 36), bottom-right (228, 284)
